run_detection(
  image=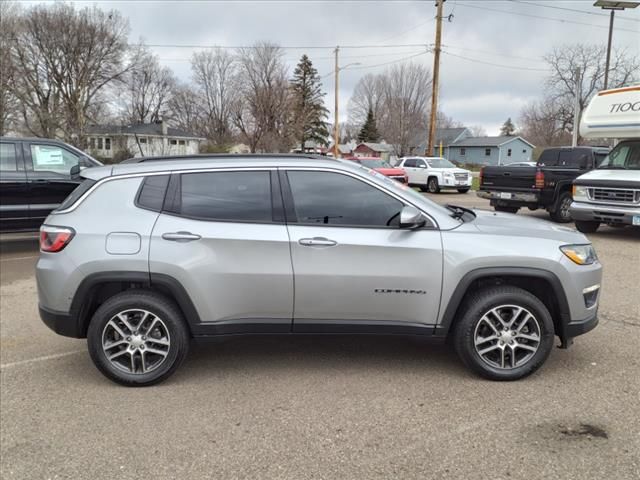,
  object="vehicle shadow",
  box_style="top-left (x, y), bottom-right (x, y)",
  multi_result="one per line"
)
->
top-left (180, 335), bottom-right (467, 380)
